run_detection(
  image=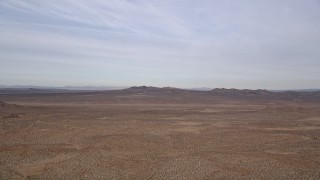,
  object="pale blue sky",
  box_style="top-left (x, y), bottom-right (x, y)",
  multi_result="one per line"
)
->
top-left (0, 0), bottom-right (320, 89)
